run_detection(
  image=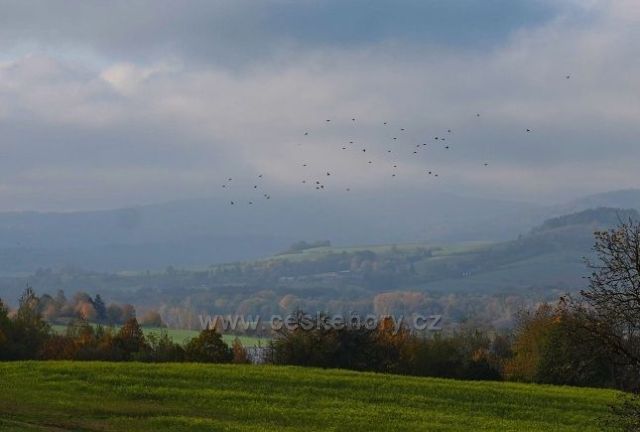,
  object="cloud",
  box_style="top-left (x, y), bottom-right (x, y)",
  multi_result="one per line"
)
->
top-left (0, 0), bottom-right (637, 211)
top-left (0, 0), bottom-right (561, 66)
